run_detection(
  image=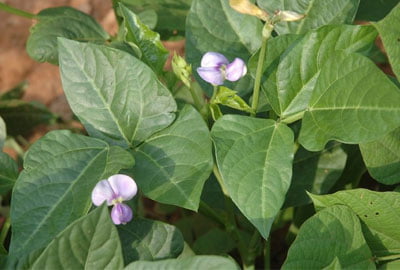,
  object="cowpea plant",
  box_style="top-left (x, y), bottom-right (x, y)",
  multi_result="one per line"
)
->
top-left (1, 0), bottom-right (400, 269)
